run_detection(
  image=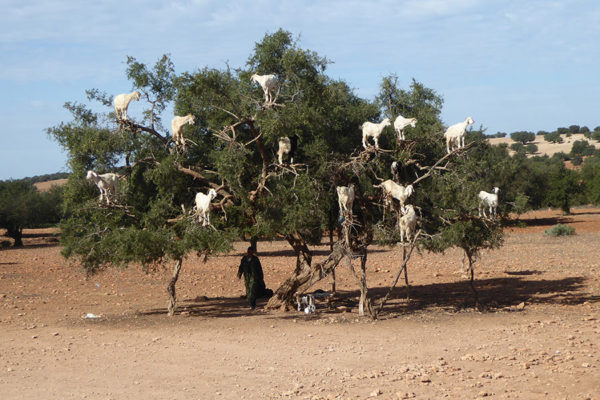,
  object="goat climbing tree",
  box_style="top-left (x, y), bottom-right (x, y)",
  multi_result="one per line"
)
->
top-left (50, 29), bottom-right (506, 317)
